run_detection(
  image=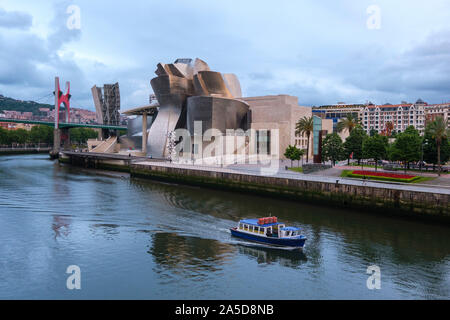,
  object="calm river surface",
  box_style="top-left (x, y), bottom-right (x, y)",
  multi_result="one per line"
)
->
top-left (0, 154), bottom-right (449, 299)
